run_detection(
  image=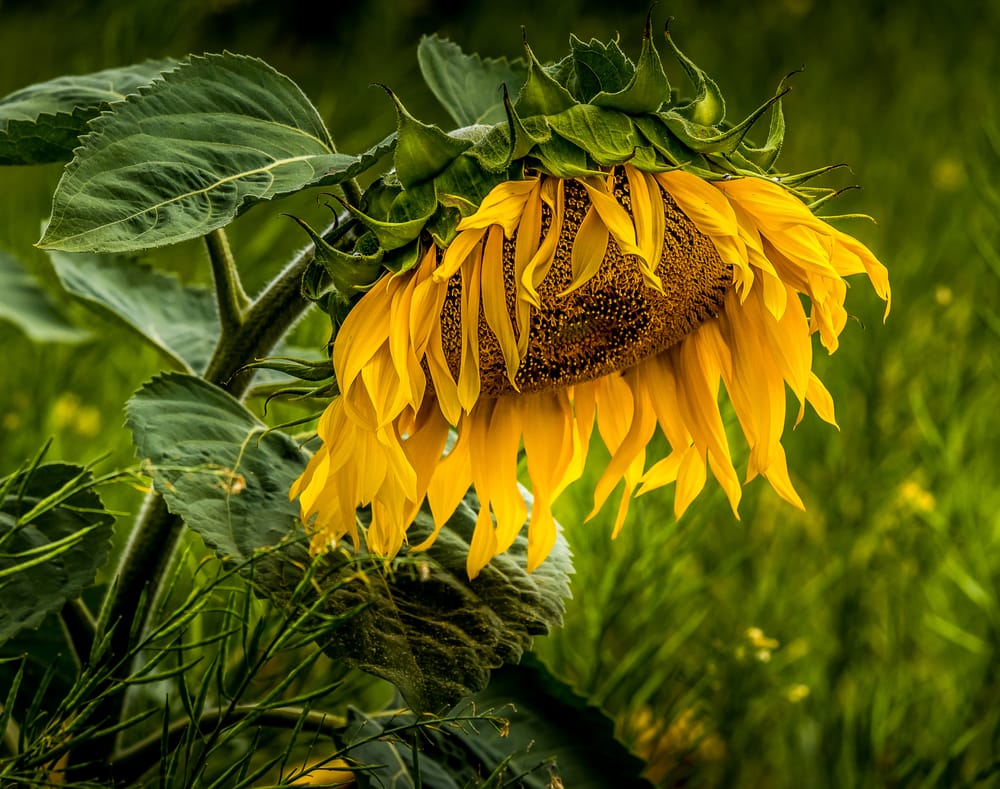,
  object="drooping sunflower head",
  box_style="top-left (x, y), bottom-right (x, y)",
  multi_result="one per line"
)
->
top-left (291, 17), bottom-right (890, 578)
